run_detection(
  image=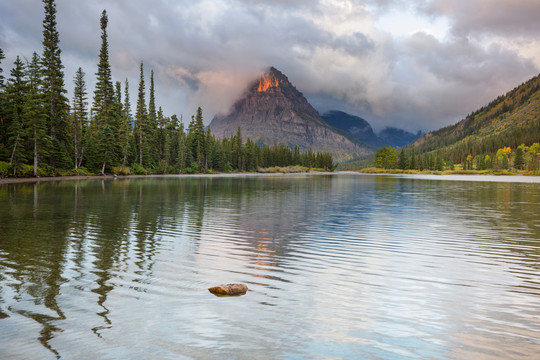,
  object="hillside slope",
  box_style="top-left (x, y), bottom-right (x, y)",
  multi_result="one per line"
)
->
top-left (411, 73), bottom-right (540, 161)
